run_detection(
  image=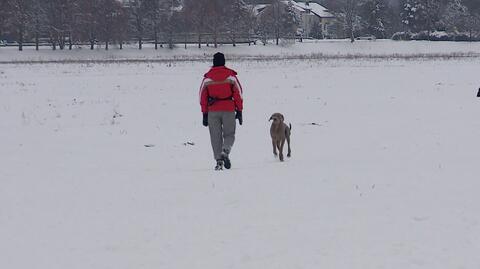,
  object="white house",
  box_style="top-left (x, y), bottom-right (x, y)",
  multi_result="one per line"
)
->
top-left (286, 0), bottom-right (336, 38)
top-left (254, 0), bottom-right (336, 39)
